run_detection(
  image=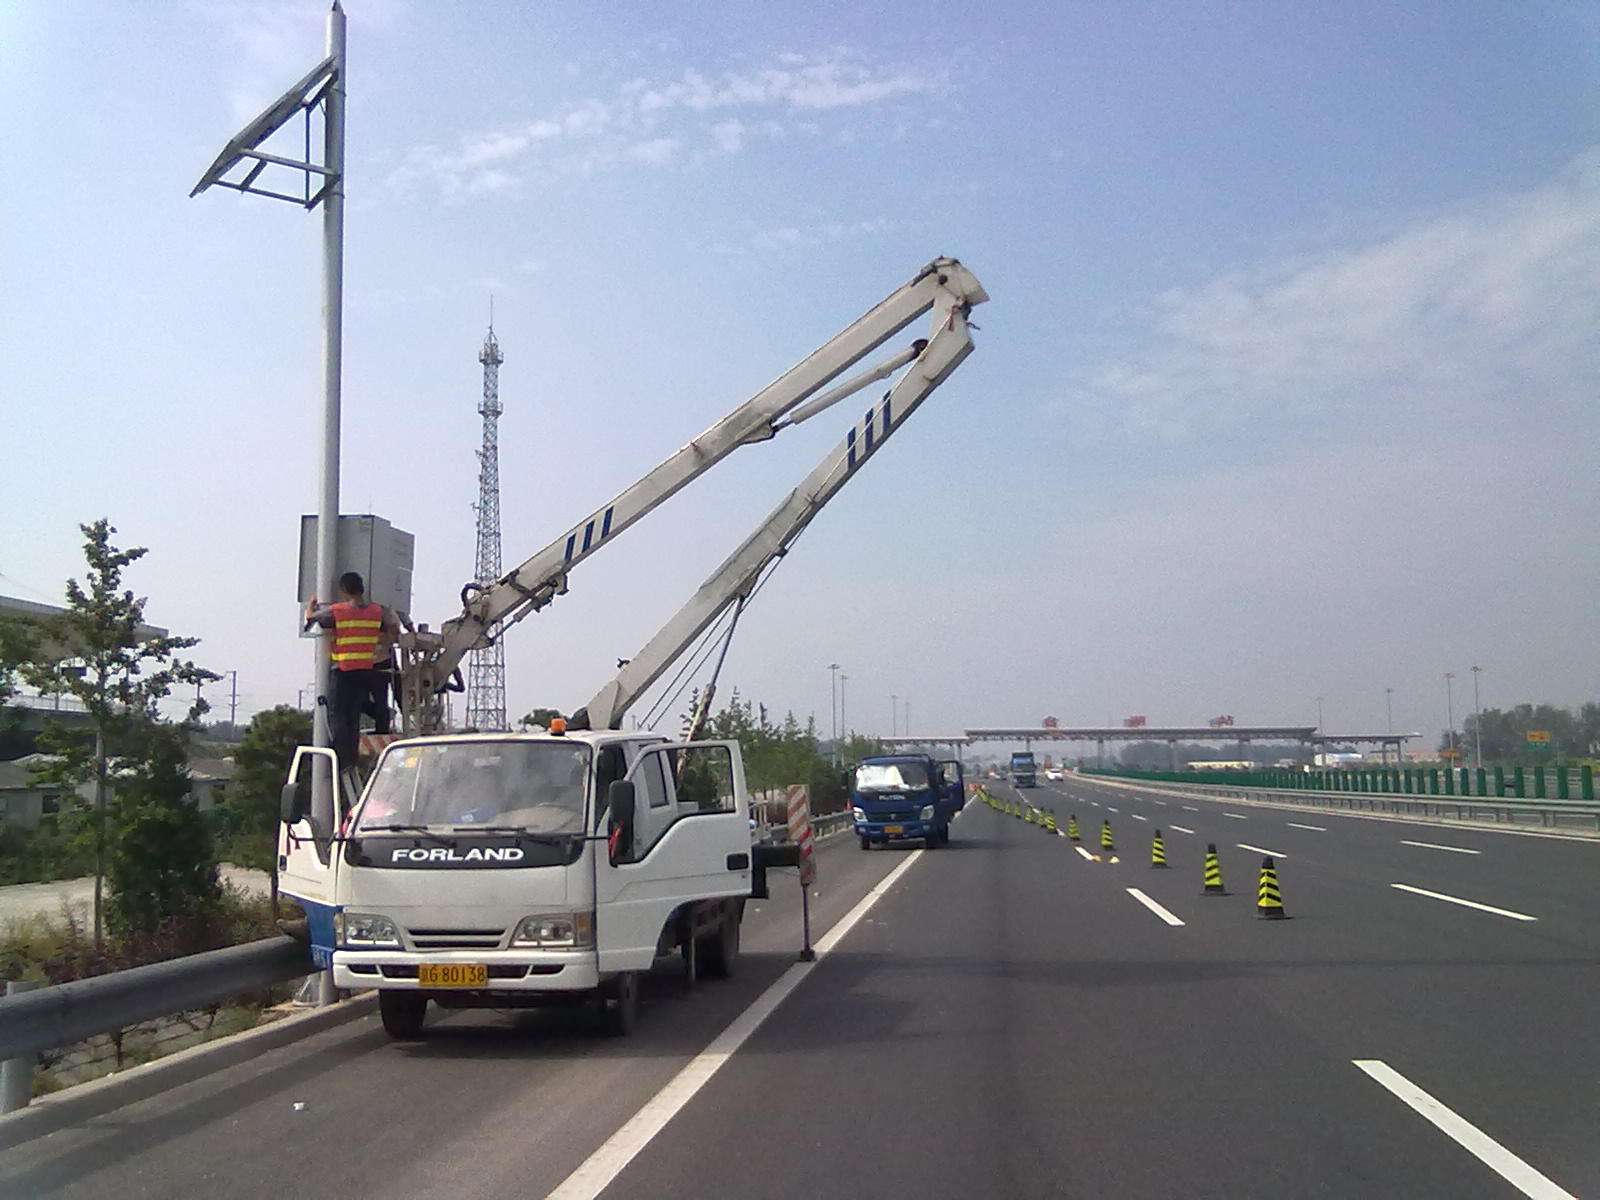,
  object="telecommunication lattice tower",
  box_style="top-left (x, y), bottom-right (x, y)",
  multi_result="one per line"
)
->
top-left (465, 319), bottom-right (508, 730)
